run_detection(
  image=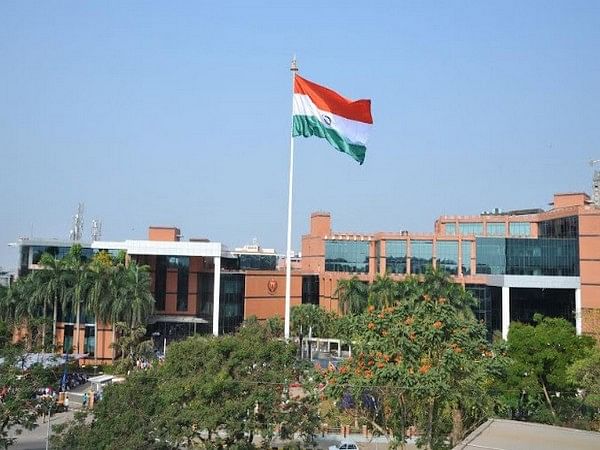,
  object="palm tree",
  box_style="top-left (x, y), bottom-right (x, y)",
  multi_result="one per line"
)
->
top-left (106, 261), bottom-right (154, 362)
top-left (8, 276), bottom-right (40, 350)
top-left (87, 254), bottom-right (119, 359)
top-left (64, 245), bottom-right (91, 354)
top-left (368, 274), bottom-right (400, 309)
top-left (121, 261), bottom-right (154, 329)
top-left (36, 253), bottom-right (69, 349)
top-left (335, 276), bottom-right (368, 315)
